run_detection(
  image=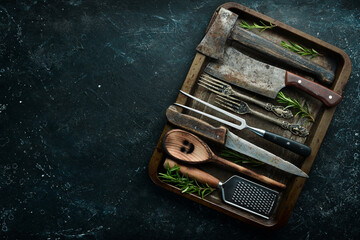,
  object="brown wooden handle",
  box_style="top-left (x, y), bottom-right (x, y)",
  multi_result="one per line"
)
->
top-left (231, 27), bottom-right (334, 85)
top-left (211, 155), bottom-right (286, 189)
top-left (166, 105), bottom-right (227, 145)
top-left (285, 72), bottom-right (342, 107)
top-left (163, 159), bottom-right (220, 188)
